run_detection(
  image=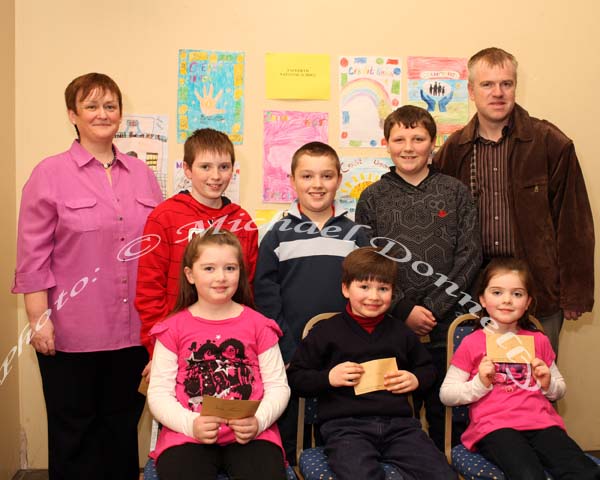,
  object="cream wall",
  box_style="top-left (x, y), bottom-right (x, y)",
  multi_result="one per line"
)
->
top-left (0, 0), bottom-right (20, 478)
top-left (13, 0), bottom-right (600, 468)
